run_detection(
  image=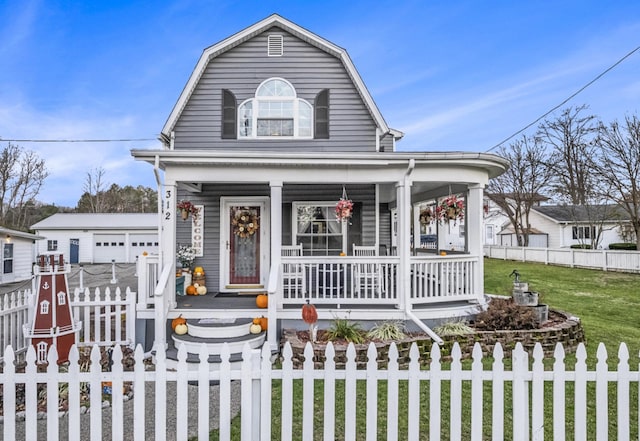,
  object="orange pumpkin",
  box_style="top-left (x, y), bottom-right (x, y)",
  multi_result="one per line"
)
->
top-left (171, 315), bottom-right (187, 331)
top-left (256, 294), bottom-right (268, 308)
top-left (185, 284), bottom-right (197, 295)
top-left (301, 300), bottom-right (318, 324)
top-left (258, 315), bottom-right (268, 331)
